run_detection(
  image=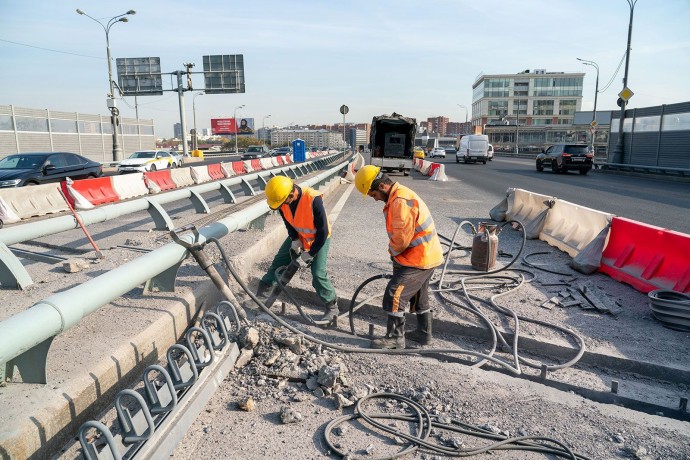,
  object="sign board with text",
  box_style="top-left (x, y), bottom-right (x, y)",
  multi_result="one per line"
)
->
top-left (211, 117), bottom-right (254, 135)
